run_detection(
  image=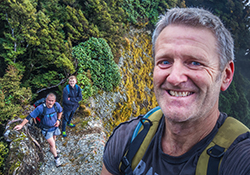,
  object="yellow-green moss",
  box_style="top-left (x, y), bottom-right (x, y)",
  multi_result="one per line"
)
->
top-left (105, 32), bottom-right (158, 136)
